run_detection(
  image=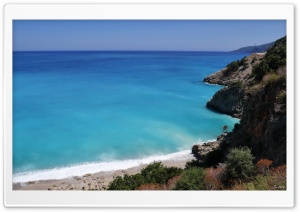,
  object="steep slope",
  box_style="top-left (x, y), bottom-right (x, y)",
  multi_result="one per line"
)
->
top-left (204, 53), bottom-right (265, 118)
top-left (205, 36), bottom-right (287, 166)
